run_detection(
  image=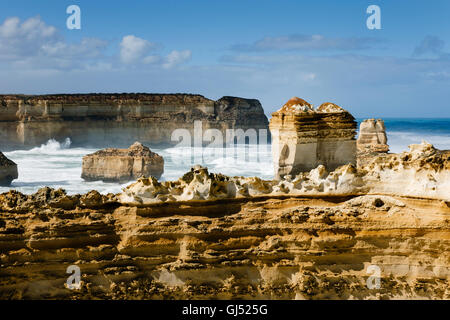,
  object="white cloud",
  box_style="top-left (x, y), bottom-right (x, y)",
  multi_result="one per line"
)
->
top-left (0, 16), bottom-right (108, 71)
top-left (0, 17), bottom-right (191, 71)
top-left (120, 35), bottom-right (157, 64)
top-left (231, 34), bottom-right (384, 52)
top-left (42, 38), bottom-right (108, 59)
top-left (142, 55), bottom-right (161, 64)
top-left (0, 16), bottom-right (58, 59)
top-left (162, 50), bottom-right (192, 69)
